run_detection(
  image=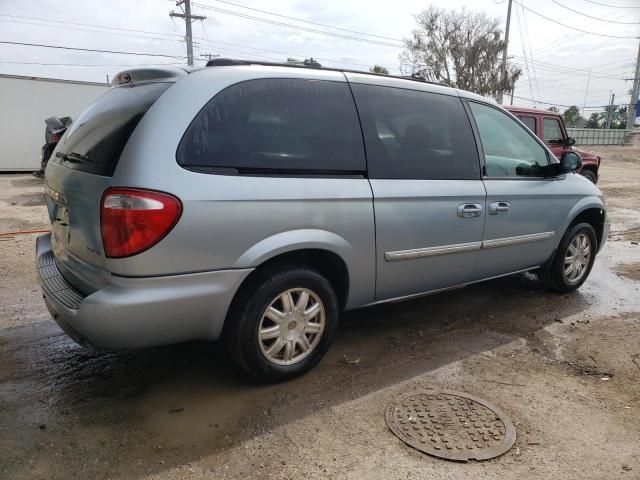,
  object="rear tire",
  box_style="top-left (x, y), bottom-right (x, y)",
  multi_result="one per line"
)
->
top-left (224, 264), bottom-right (339, 382)
top-left (540, 222), bottom-right (597, 293)
top-left (580, 169), bottom-right (597, 184)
